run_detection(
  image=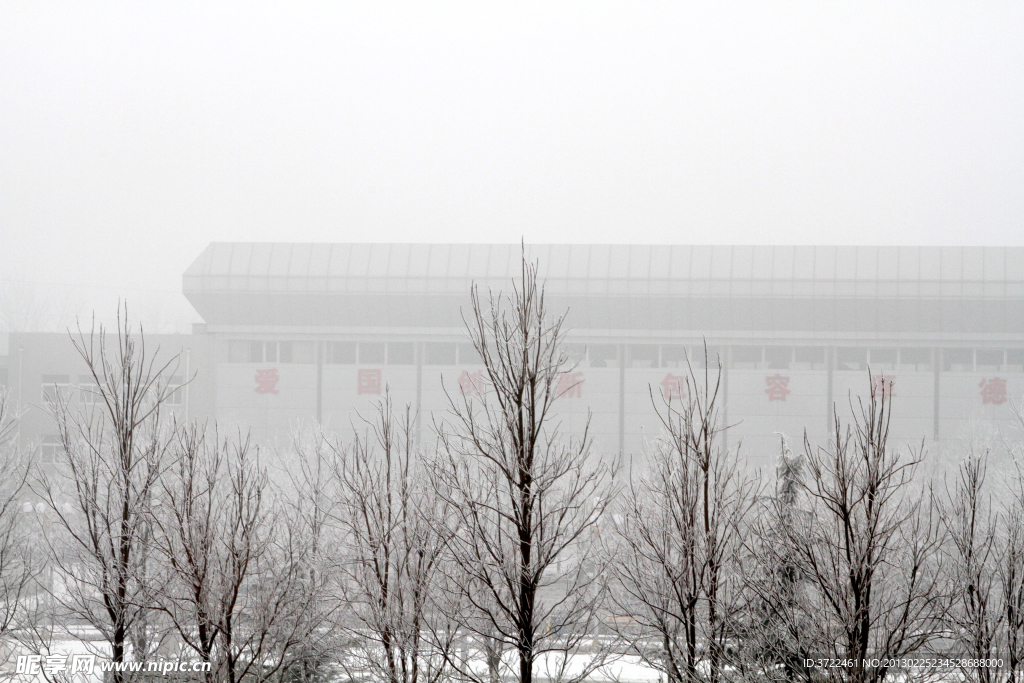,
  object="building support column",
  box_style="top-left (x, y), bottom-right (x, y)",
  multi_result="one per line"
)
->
top-left (415, 342), bottom-right (423, 448)
top-left (933, 348), bottom-right (941, 442)
top-left (316, 341), bottom-right (323, 424)
top-left (826, 347), bottom-right (834, 437)
top-left (618, 344), bottom-right (626, 456)
top-left (720, 346), bottom-right (729, 454)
